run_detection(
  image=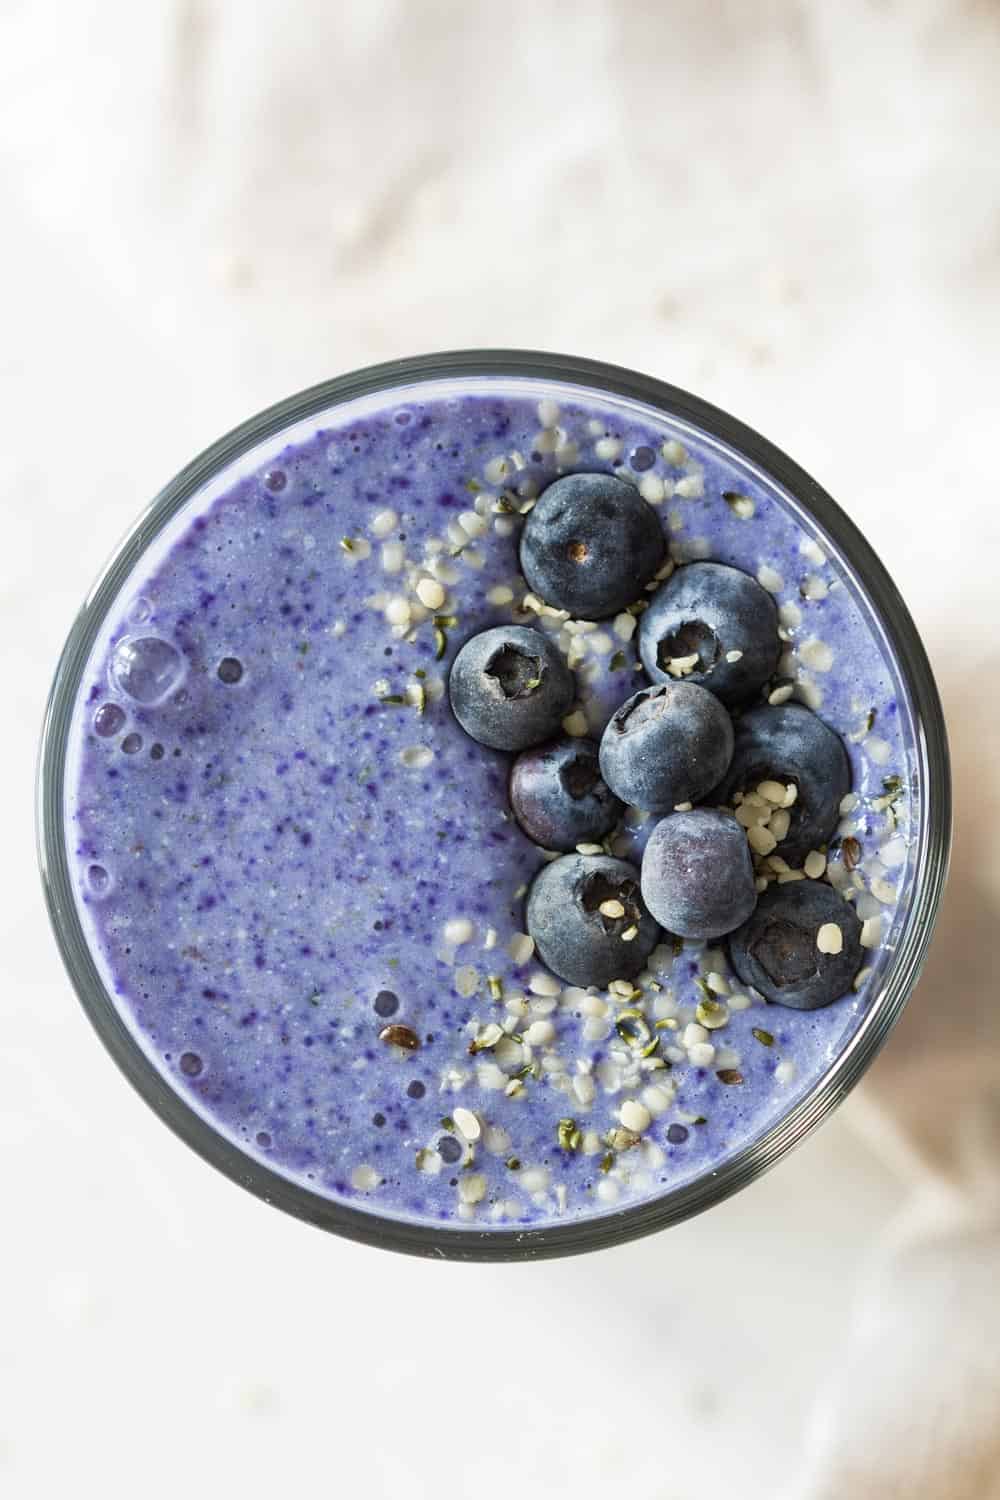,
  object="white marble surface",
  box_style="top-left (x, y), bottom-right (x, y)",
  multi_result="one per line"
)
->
top-left (2, 2), bottom-right (999, 1494)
